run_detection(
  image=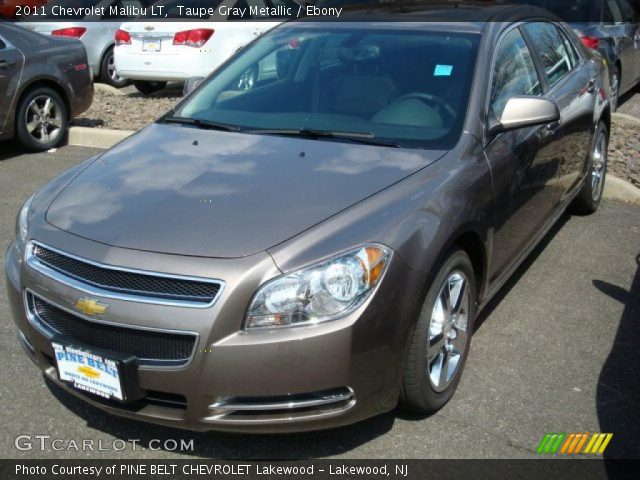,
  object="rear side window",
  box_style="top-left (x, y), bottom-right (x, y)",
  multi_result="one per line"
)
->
top-left (523, 23), bottom-right (573, 88)
top-left (490, 28), bottom-right (542, 119)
